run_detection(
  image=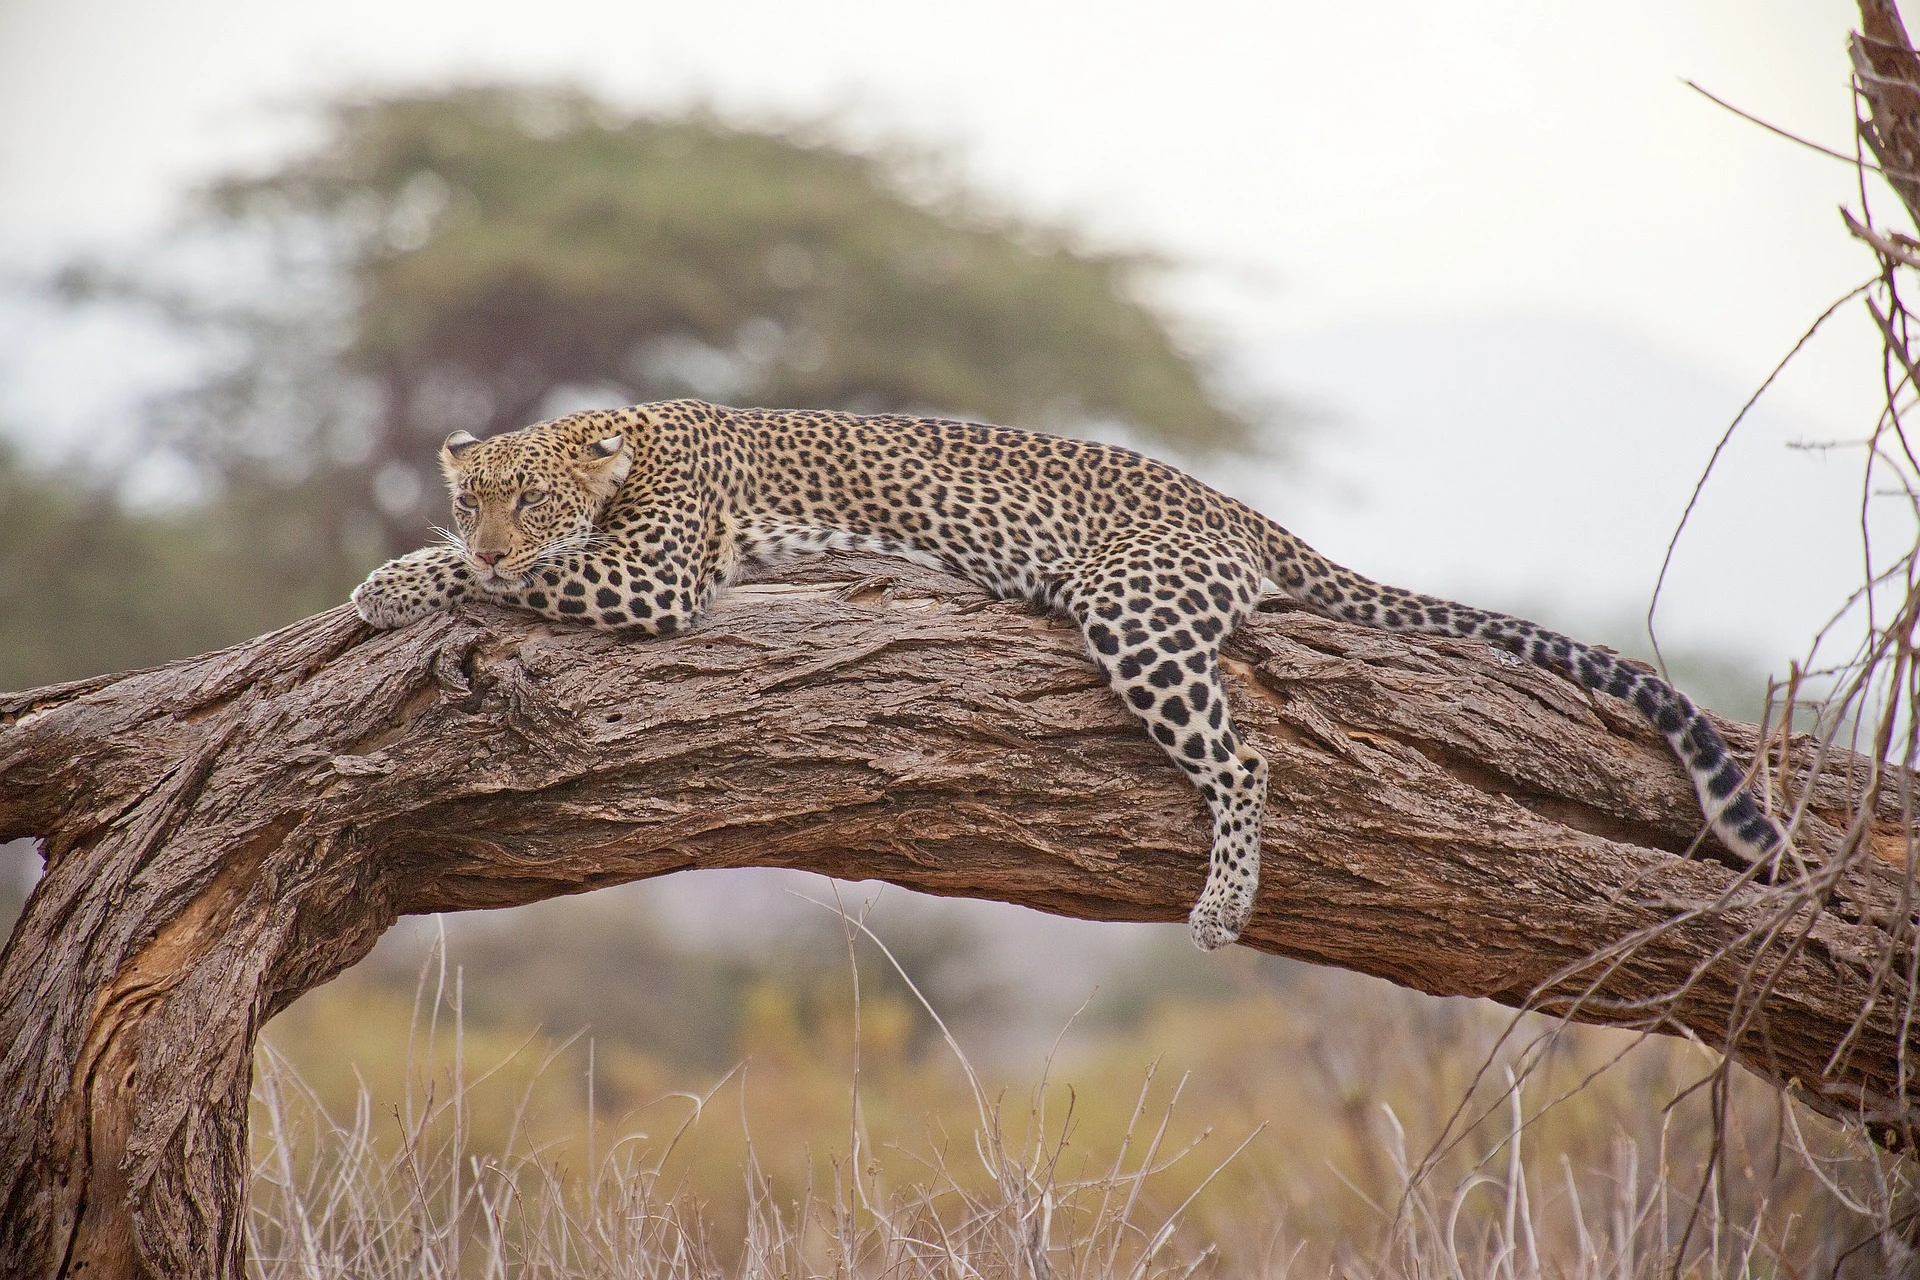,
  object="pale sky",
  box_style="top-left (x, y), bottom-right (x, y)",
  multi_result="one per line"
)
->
top-left (0, 1), bottom-right (1871, 345)
top-left (0, 0), bottom-right (1900, 668)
